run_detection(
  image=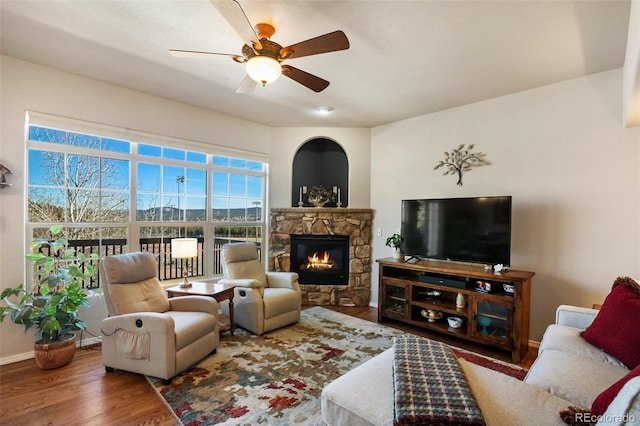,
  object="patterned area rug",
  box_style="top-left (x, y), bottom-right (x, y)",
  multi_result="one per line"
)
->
top-left (451, 347), bottom-right (528, 381)
top-left (148, 307), bottom-right (527, 425)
